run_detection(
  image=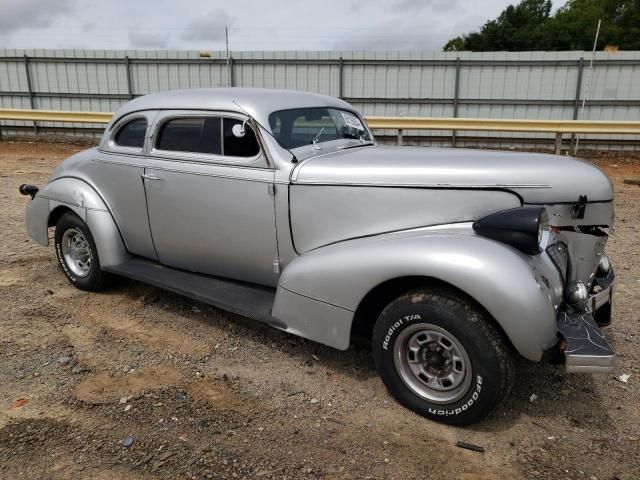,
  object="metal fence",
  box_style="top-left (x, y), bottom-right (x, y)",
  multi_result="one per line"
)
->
top-left (1, 49), bottom-right (639, 149)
